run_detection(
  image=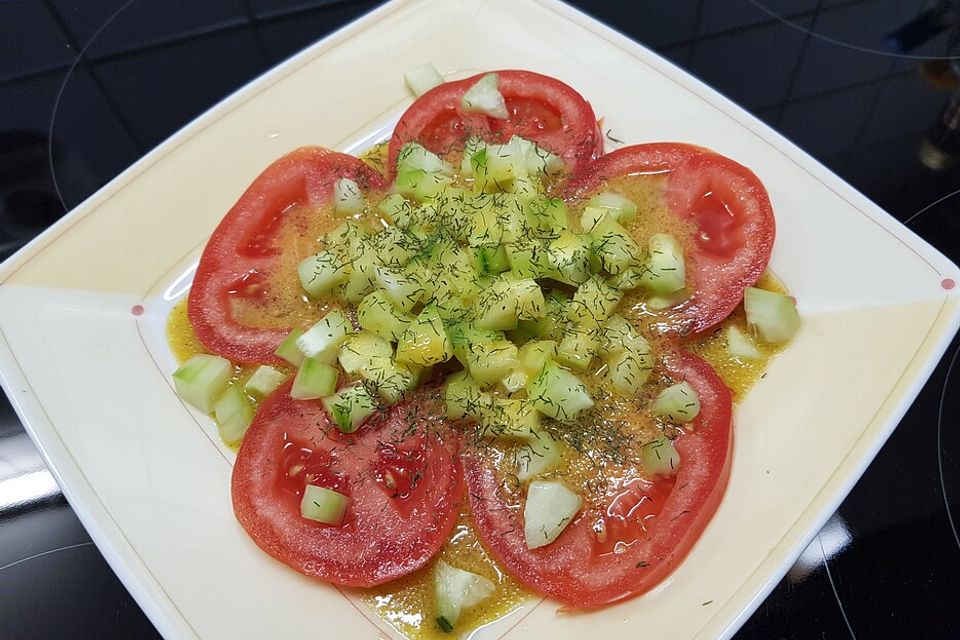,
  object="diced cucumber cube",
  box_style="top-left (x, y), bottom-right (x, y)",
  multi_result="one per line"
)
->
top-left (173, 353), bottom-right (233, 414)
top-left (337, 330), bottom-right (393, 374)
top-left (375, 265), bottom-right (422, 313)
top-left (479, 398), bottom-right (541, 442)
top-left (646, 287), bottom-right (689, 310)
top-left (471, 245), bottom-right (510, 276)
top-left (377, 192), bottom-right (414, 226)
top-left (323, 384), bottom-right (377, 433)
top-left (606, 266), bottom-right (646, 291)
top-left (514, 432), bottom-right (565, 482)
top-left (526, 196), bottom-right (568, 232)
top-left (467, 340), bottom-right (520, 387)
top-left (523, 480), bottom-right (581, 549)
top-left (290, 357), bottom-right (338, 400)
top-left (591, 213), bottom-right (643, 275)
top-left (518, 340), bottom-right (558, 375)
top-left (506, 238), bottom-right (553, 280)
top-left (475, 280), bottom-right (520, 331)
top-left (651, 381), bottom-right (700, 423)
top-left (605, 348), bottom-right (653, 396)
top-left (275, 328), bottom-right (306, 367)
top-left (296, 310), bottom-right (351, 365)
top-left (214, 384), bottom-right (255, 447)
top-left (597, 314), bottom-right (647, 357)
top-left (341, 244), bottom-right (380, 303)
top-left (460, 136), bottom-right (485, 178)
top-left (444, 370), bottom-right (492, 420)
top-left (243, 365), bottom-right (286, 399)
top-left (579, 205), bottom-right (608, 234)
top-left (300, 484), bottom-right (349, 525)
top-left (547, 231), bottom-right (594, 285)
top-left (448, 324), bottom-right (506, 368)
top-left (512, 136), bottom-right (565, 176)
top-left (743, 287), bottom-right (800, 344)
top-left (526, 361), bottom-right (593, 422)
top-left (500, 367), bottom-right (528, 393)
top-left (404, 62), bottom-right (444, 97)
top-left (726, 324), bottom-right (763, 361)
top-left (434, 560), bottom-right (496, 631)
top-left (511, 278), bottom-right (545, 320)
top-left (396, 305), bottom-right (453, 366)
top-left (639, 233), bottom-right (685, 295)
top-left (461, 72), bottom-right (509, 120)
top-left (358, 290), bottom-right (412, 343)
top-left (334, 177), bottom-right (364, 216)
top-left (396, 141), bottom-right (453, 176)
top-left (364, 357), bottom-right (421, 404)
top-left (567, 276), bottom-right (622, 327)
top-left (556, 324), bottom-right (597, 372)
top-left (298, 250), bottom-right (349, 298)
top-left (641, 436), bottom-right (681, 476)
top-left (588, 191), bottom-right (637, 223)
top-left (396, 168), bottom-right (452, 203)
top-left (371, 226), bottom-right (419, 268)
